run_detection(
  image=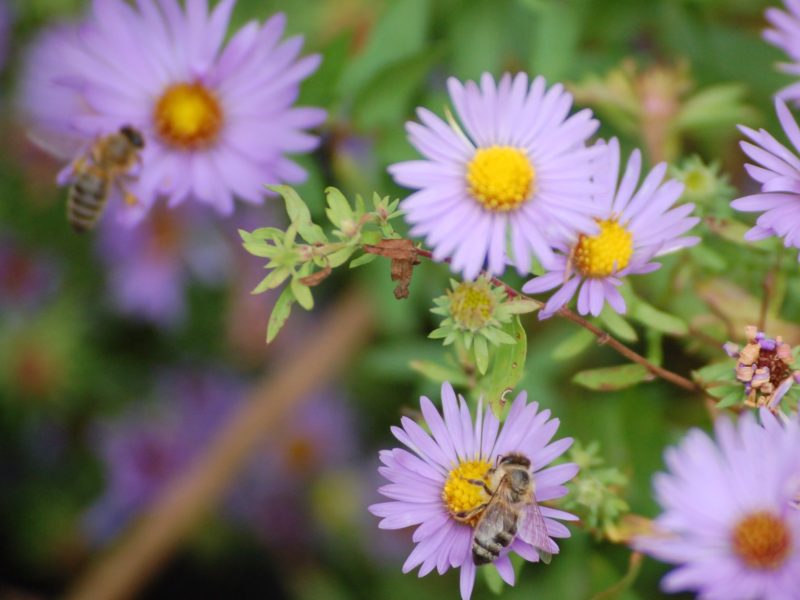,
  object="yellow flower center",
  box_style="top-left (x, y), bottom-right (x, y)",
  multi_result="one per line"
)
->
top-left (731, 511), bottom-right (792, 570)
top-left (442, 459), bottom-right (492, 525)
top-left (572, 219), bottom-right (634, 278)
top-left (154, 82), bottom-right (223, 149)
top-left (466, 146), bottom-right (534, 211)
top-left (450, 281), bottom-right (496, 331)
